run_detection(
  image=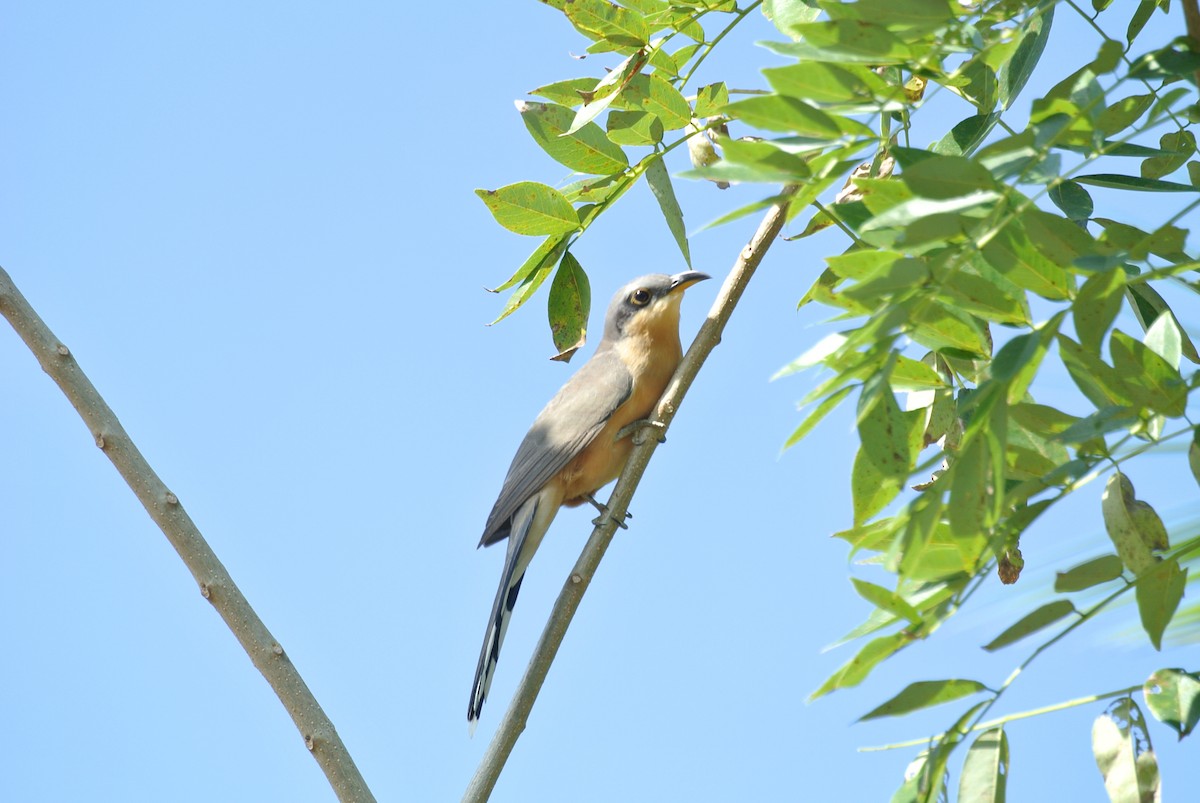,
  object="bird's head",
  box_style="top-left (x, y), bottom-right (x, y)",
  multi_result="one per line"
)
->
top-left (602, 271), bottom-right (710, 342)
